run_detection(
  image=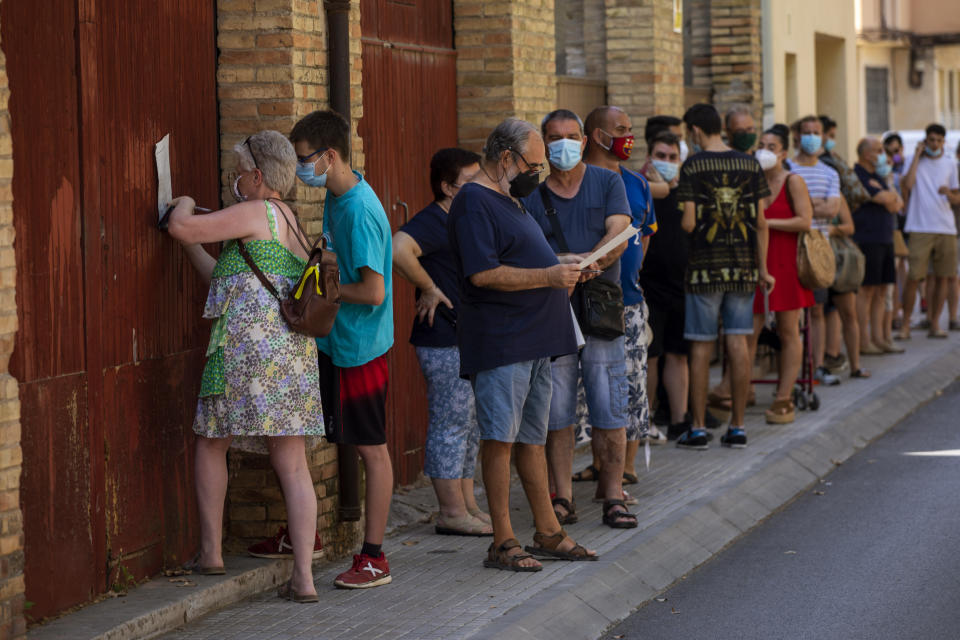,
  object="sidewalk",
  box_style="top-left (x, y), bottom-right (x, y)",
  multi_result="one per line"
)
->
top-left (30, 332), bottom-right (960, 640)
